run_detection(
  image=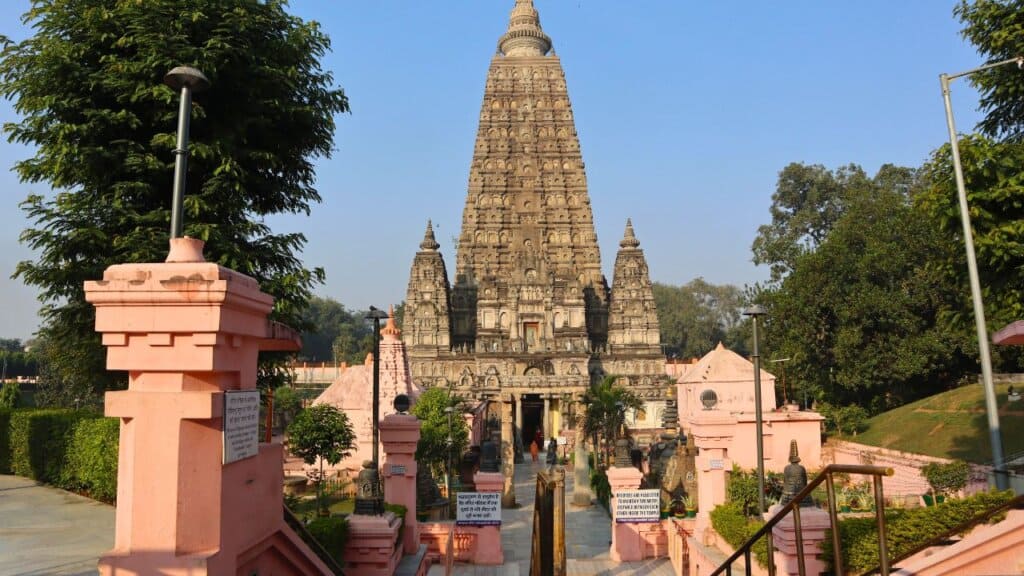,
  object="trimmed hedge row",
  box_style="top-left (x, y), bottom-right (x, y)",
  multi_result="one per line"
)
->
top-left (822, 489), bottom-right (1015, 573)
top-left (710, 502), bottom-right (768, 567)
top-left (0, 408), bottom-right (119, 504)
